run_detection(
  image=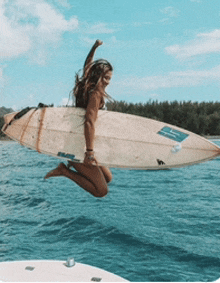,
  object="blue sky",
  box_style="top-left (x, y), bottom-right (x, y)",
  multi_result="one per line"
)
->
top-left (0, 0), bottom-right (220, 110)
